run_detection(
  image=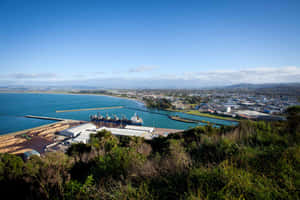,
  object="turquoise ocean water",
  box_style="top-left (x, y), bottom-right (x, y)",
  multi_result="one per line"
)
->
top-left (0, 93), bottom-right (238, 135)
